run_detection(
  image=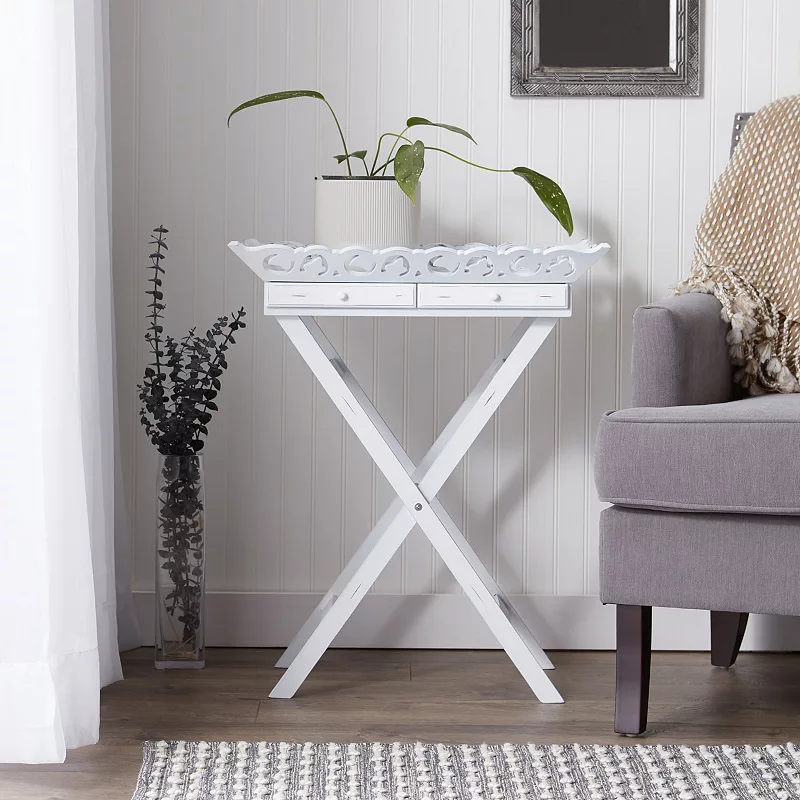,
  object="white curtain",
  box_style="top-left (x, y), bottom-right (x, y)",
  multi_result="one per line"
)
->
top-left (0, 0), bottom-right (138, 763)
